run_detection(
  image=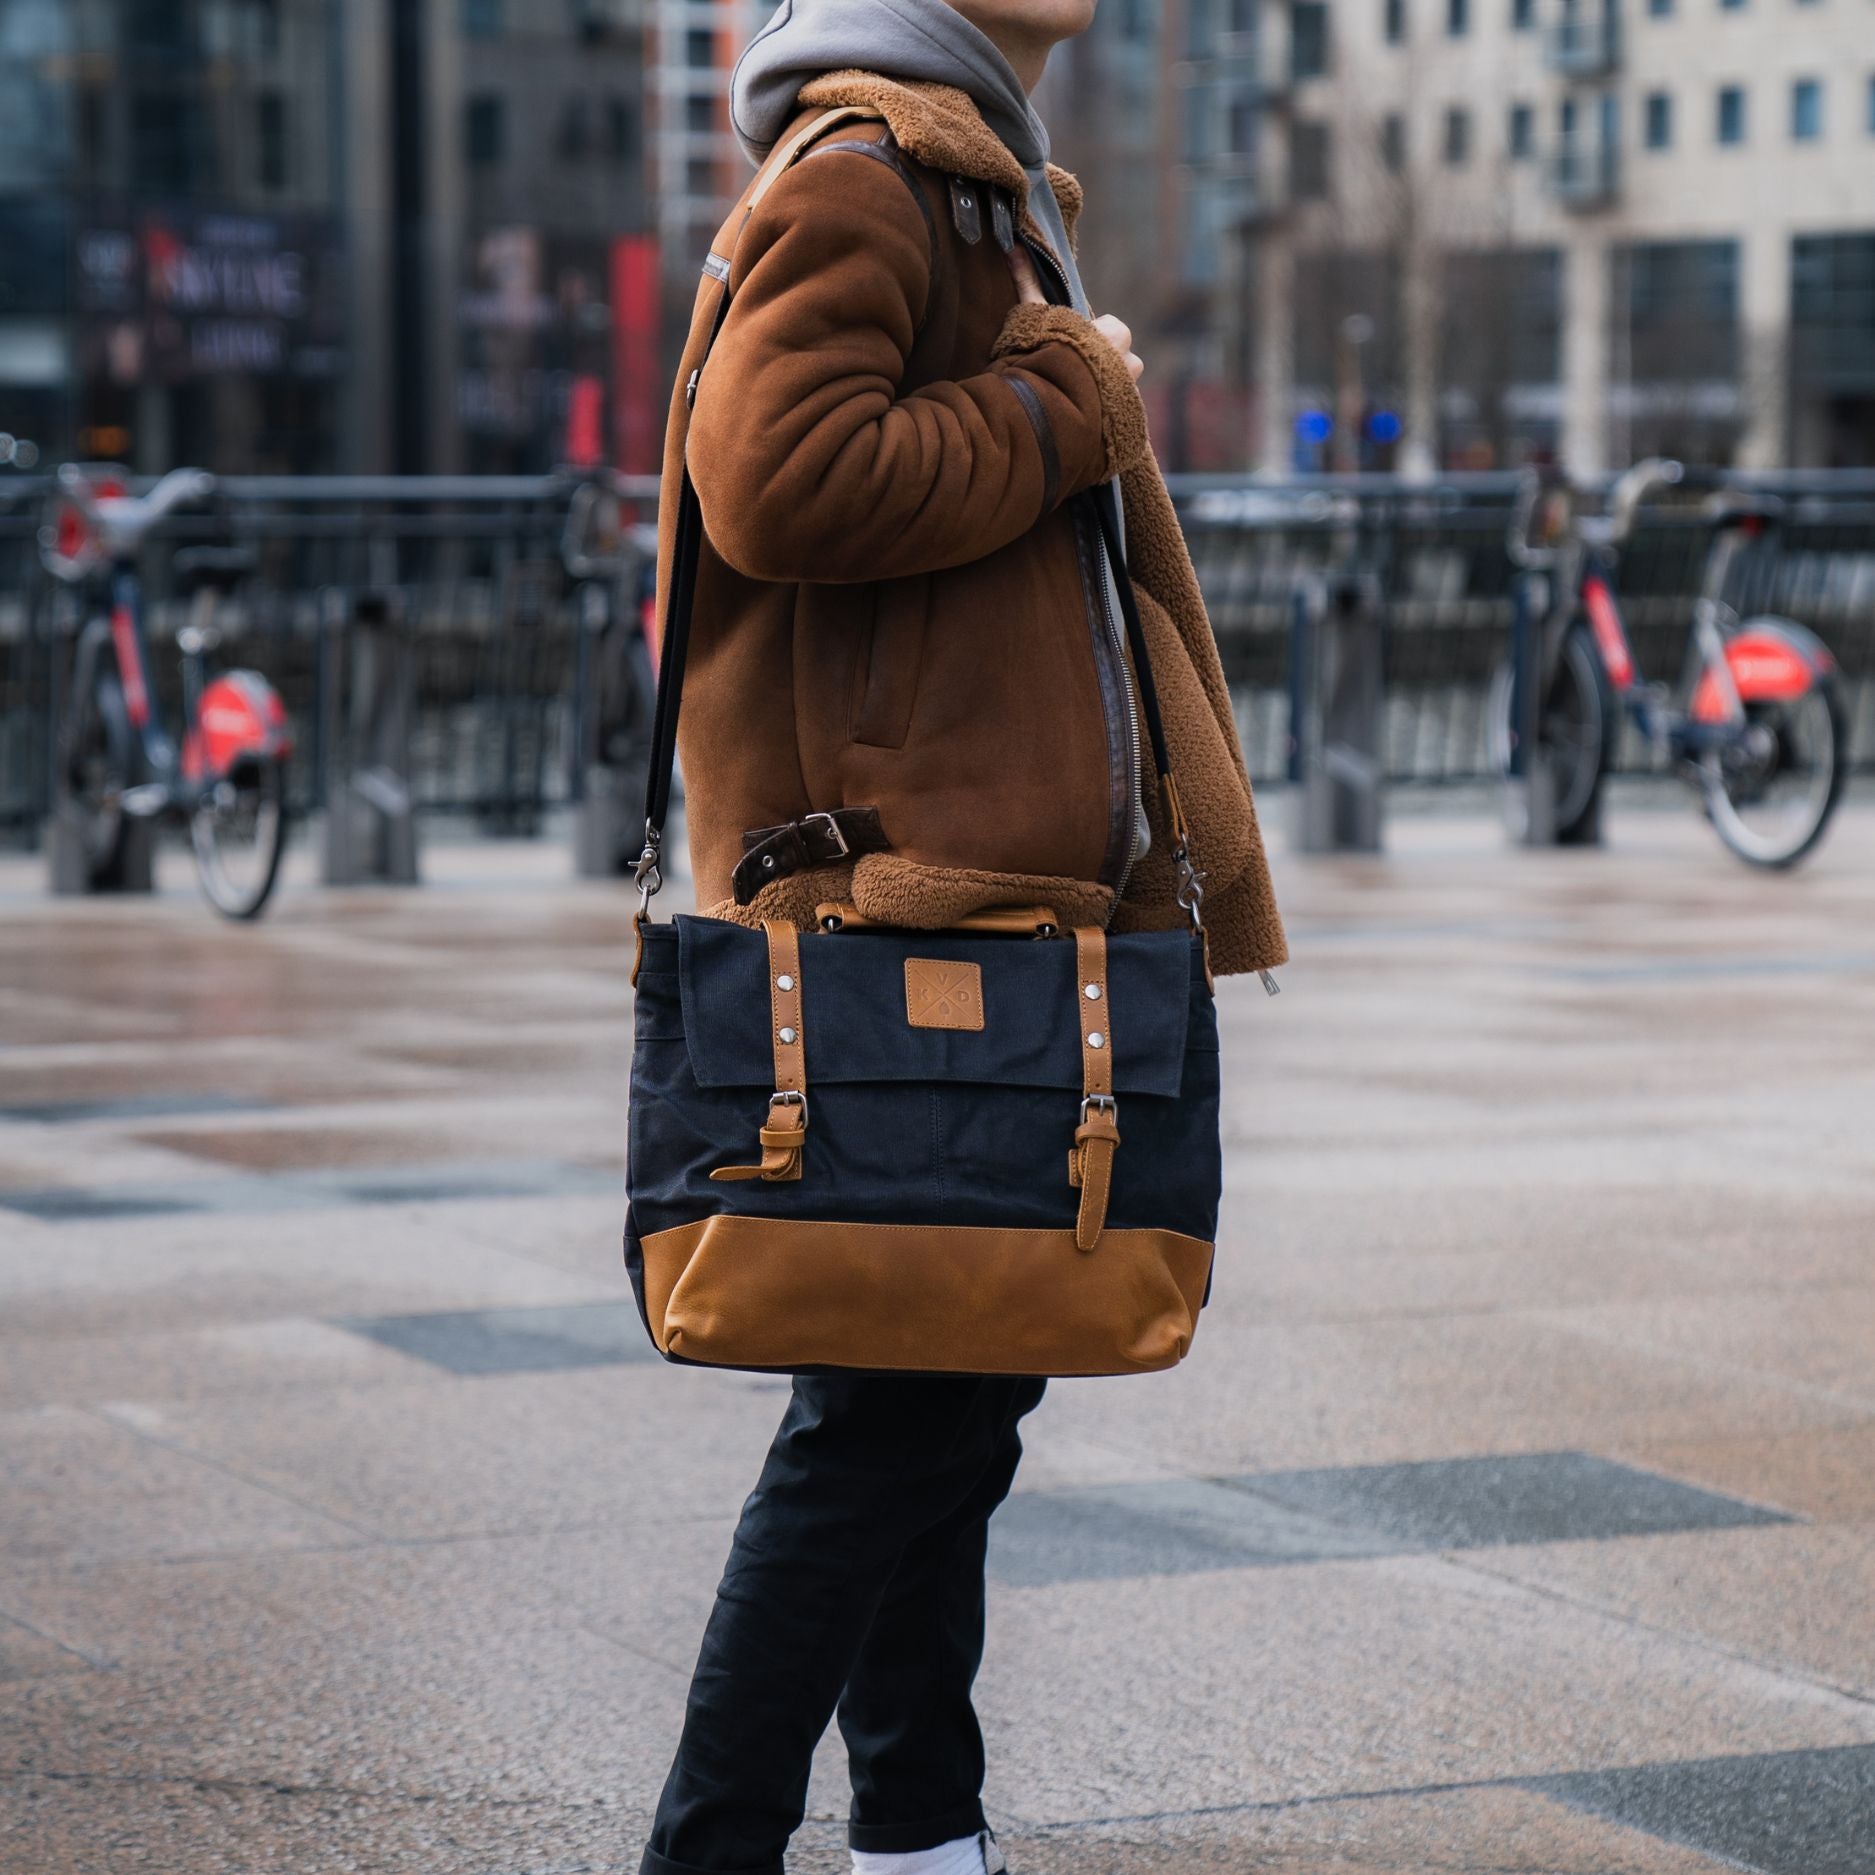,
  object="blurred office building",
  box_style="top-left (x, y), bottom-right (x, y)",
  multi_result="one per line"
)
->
top-left (1053, 0), bottom-right (1875, 474)
top-left (0, 0), bottom-right (649, 476)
